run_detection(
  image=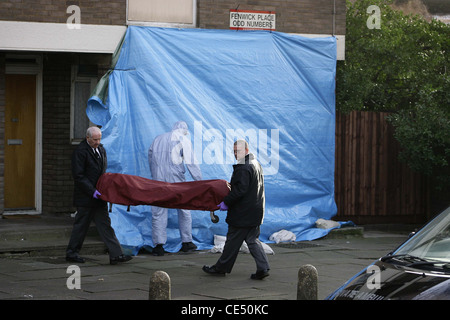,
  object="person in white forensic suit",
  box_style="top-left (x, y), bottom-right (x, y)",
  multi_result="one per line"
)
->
top-left (148, 121), bottom-right (202, 256)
